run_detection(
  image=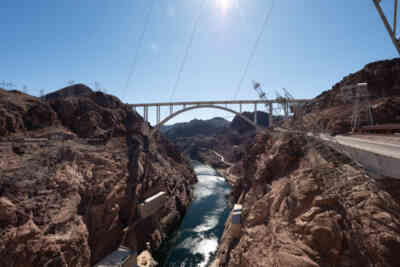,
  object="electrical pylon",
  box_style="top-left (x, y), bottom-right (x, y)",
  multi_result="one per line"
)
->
top-left (373, 0), bottom-right (400, 55)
